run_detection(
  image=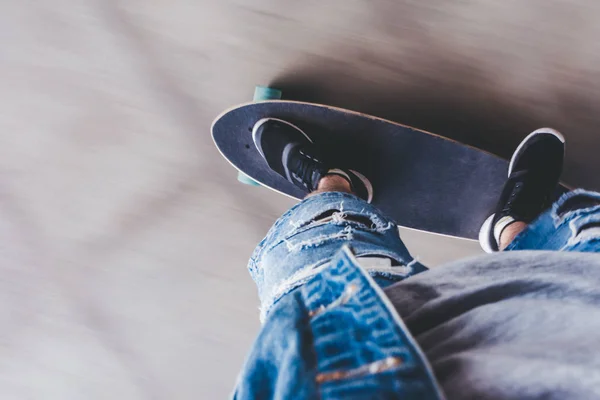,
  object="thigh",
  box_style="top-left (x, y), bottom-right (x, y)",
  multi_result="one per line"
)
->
top-left (506, 189), bottom-right (600, 252)
top-left (249, 192), bottom-right (427, 321)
